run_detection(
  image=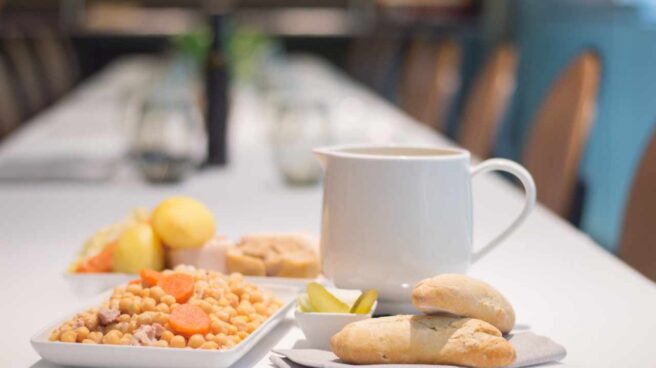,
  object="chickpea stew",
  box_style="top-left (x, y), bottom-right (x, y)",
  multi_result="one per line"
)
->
top-left (50, 265), bottom-right (283, 350)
